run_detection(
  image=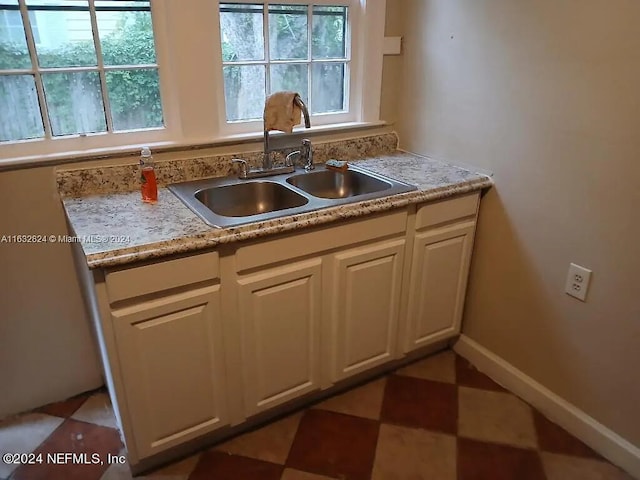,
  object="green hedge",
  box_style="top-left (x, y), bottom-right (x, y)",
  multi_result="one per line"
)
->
top-left (0, 11), bottom-right (162, 138)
